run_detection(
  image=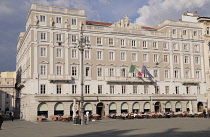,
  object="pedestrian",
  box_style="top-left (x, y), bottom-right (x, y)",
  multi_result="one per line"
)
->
top-left (20, 112), bottom-right (23, 120)
top-left (86, 111), bottom-right (89, 124)
top-left (11, 111), bottom-right (14, 121)
top-left (0, 112), bottom-right (3, 130)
